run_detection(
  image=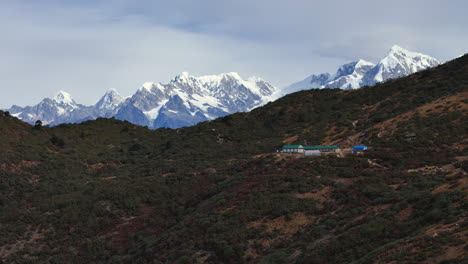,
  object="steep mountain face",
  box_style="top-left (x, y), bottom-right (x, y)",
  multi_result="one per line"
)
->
top-left (285, 45), bottom-right (440, 93)
top-left (282, 73), bottom-right (331, 95)
top-left (153, 95), bottom-right (209, 128)
top-left (6, 72), bottom-right (280, 128)
top-left (323, 59), bottom-right (376, 89)
top-left (365, 45), bottom-right (440, 83)
top-left (8, 91), bottom-right (95, 126)
top-left (117, 72), bottom-right (279, 128)
top-left (95, 88), bottom-right (125, 117)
